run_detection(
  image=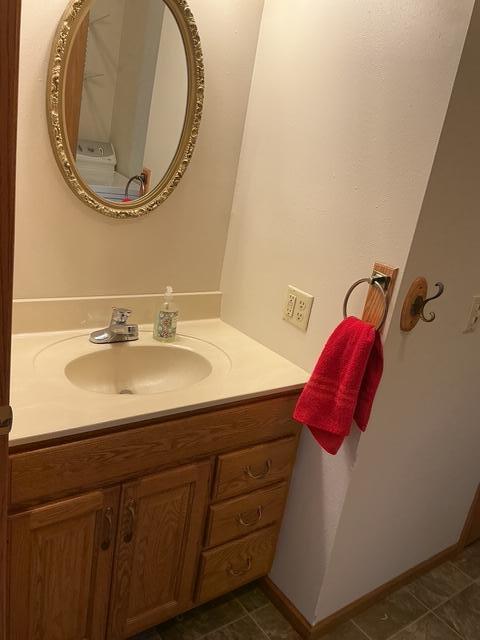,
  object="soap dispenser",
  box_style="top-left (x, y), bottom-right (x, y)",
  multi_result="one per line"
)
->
top-left (154, 286), bottom-right (178, 342)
